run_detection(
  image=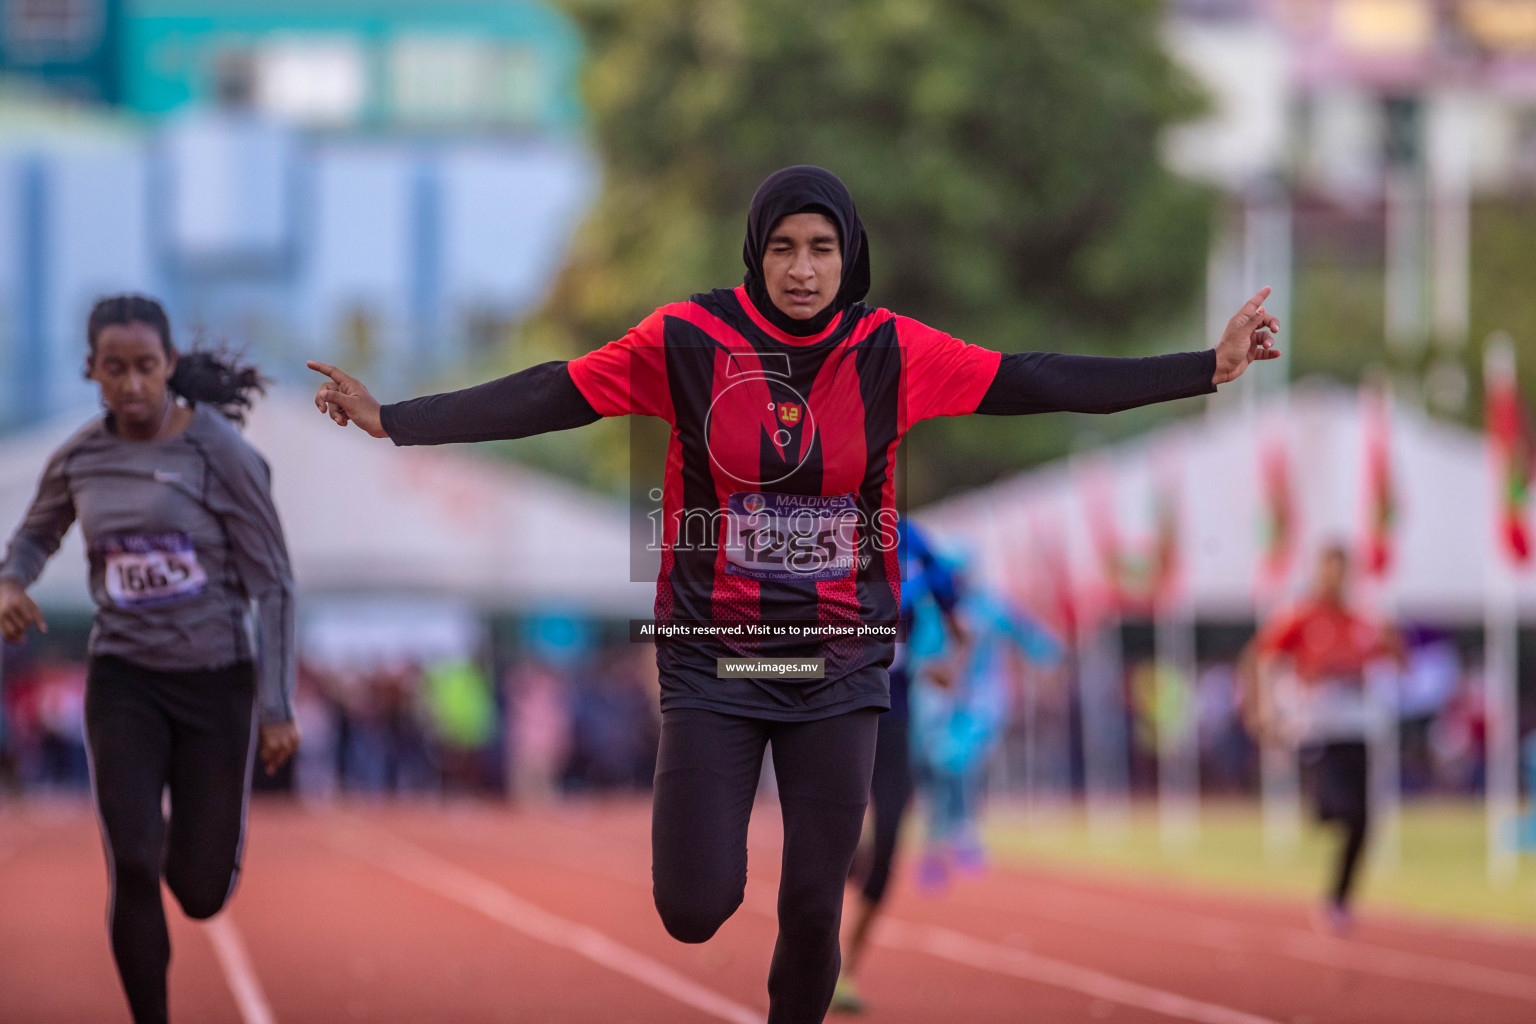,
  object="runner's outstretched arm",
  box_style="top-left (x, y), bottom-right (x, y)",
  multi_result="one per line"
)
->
top-left (306, 360), bottom-right (599, 445)
top-left (974, 287), bottom-right (1280, 416)
top-left (201, 432), bottom-right (301, 770)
